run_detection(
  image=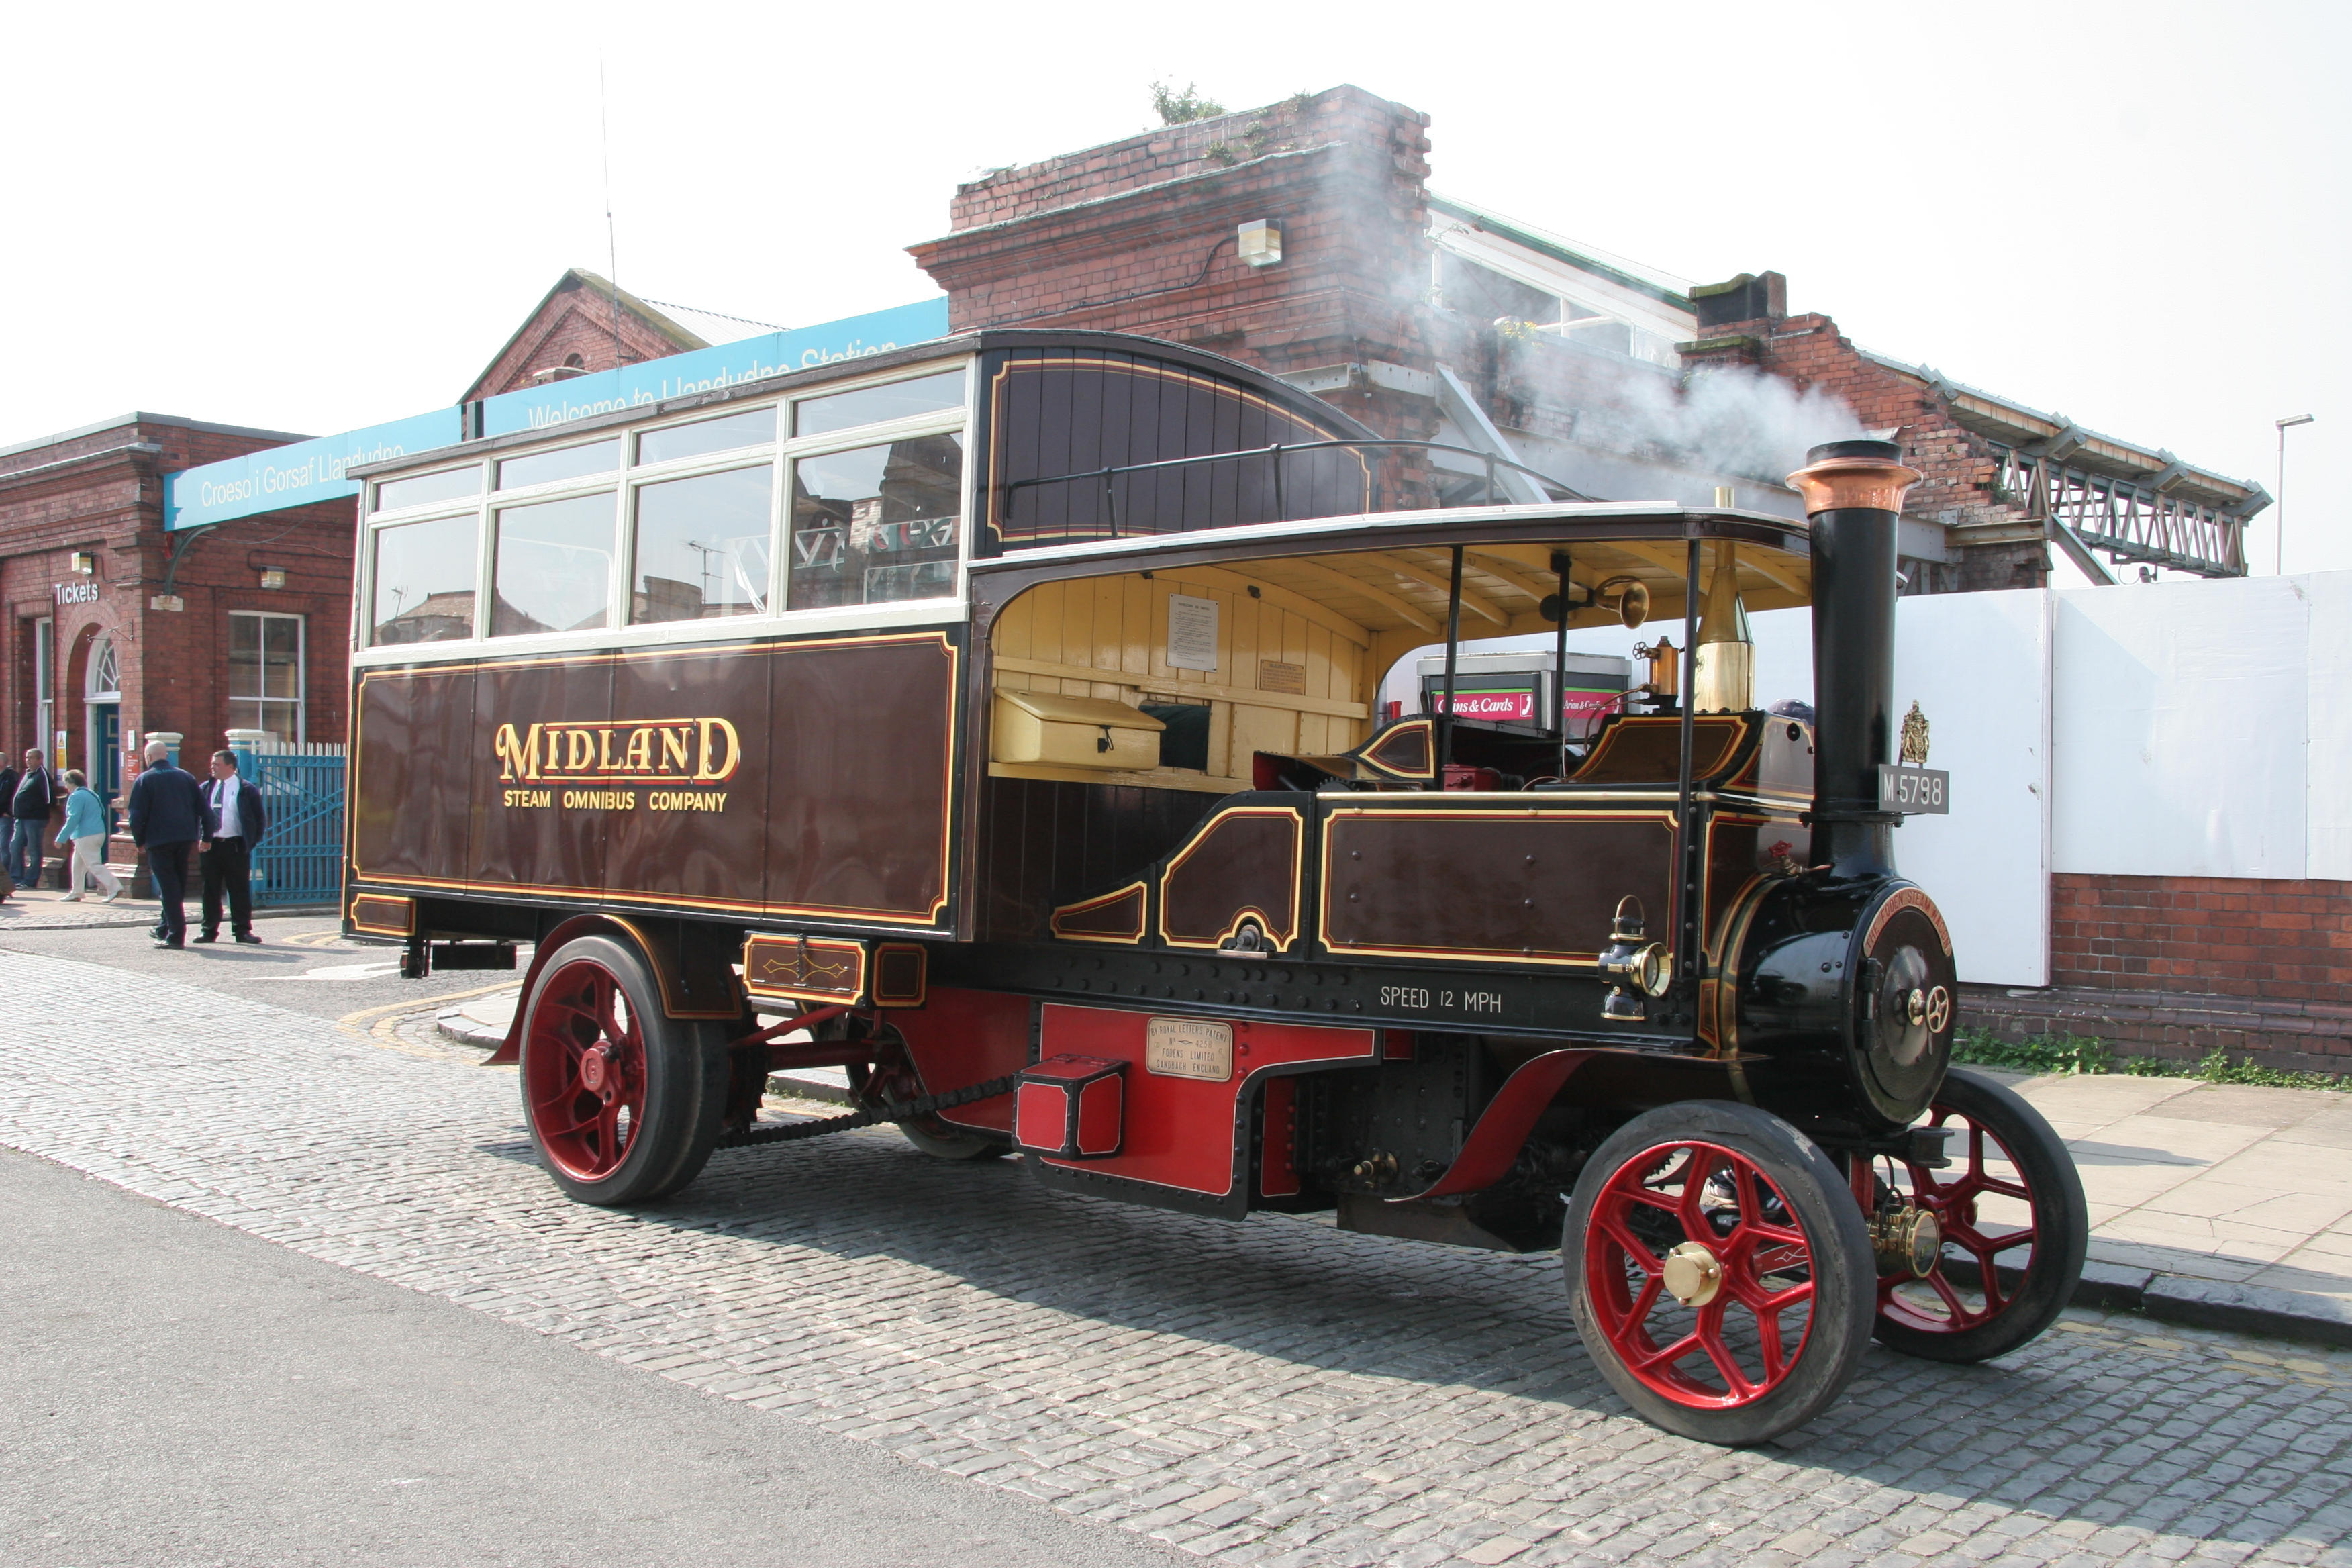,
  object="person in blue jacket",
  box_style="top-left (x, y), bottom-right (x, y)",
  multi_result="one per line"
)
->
top-left (54, 769), bottom-right (121, 902)
top-left (127, 741), bottom-right (205, 948)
